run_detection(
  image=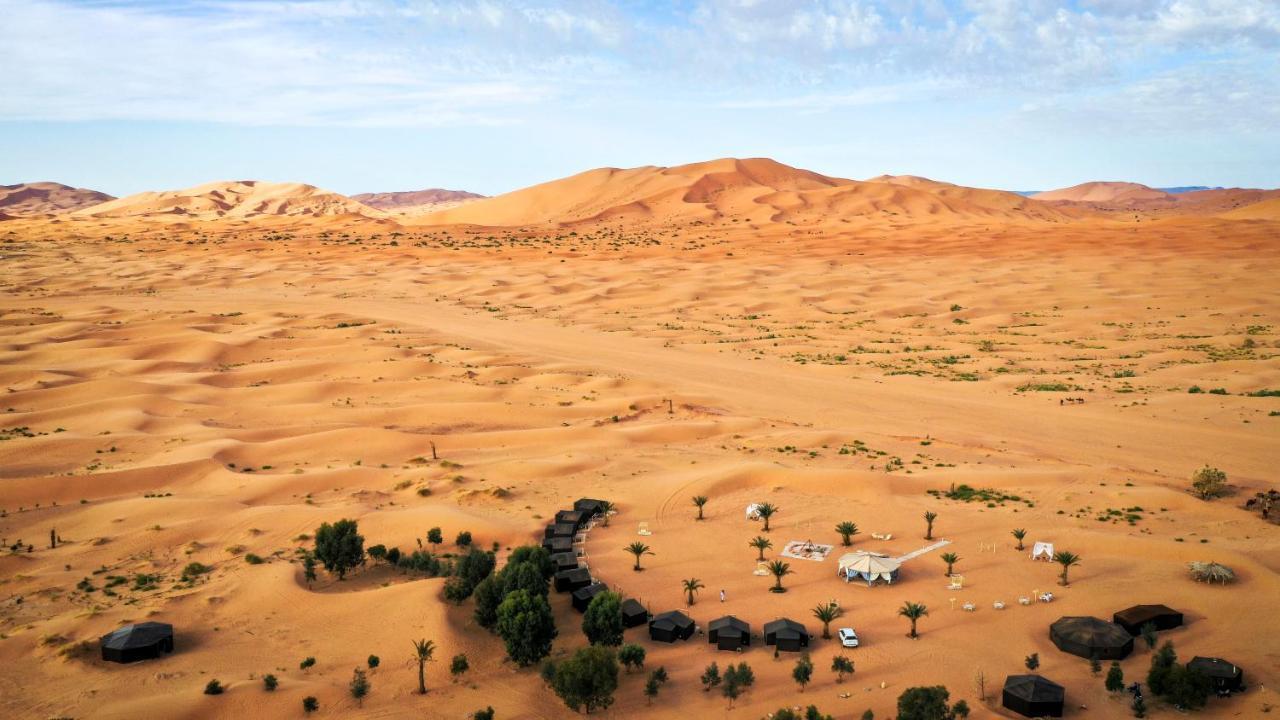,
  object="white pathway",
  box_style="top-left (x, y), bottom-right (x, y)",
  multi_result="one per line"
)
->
top-left (893, 539), bottom-right (951, 563)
